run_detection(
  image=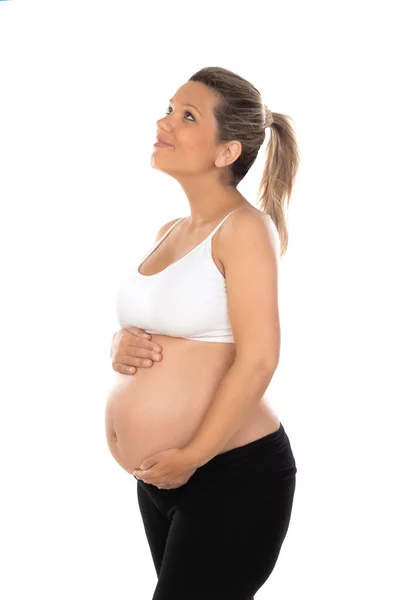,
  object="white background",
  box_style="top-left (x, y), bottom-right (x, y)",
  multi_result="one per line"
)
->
top-left (1, 0), bottom-right (399, 598)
